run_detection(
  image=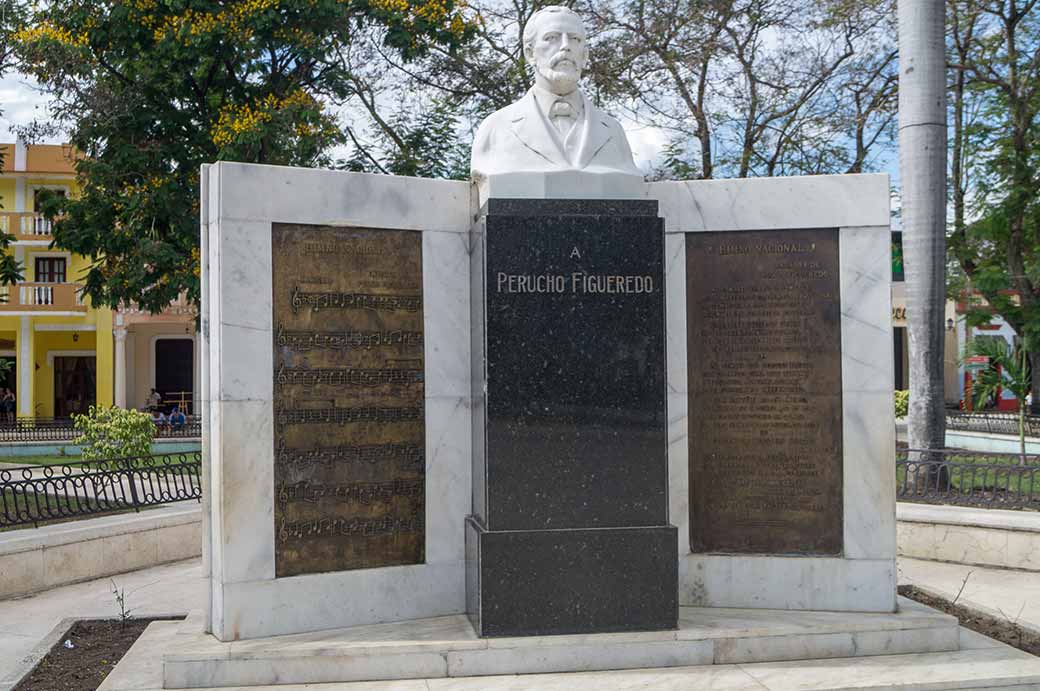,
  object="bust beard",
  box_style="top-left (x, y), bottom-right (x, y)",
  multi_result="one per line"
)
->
top-left (537, 62), bottom-right (581, 95)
